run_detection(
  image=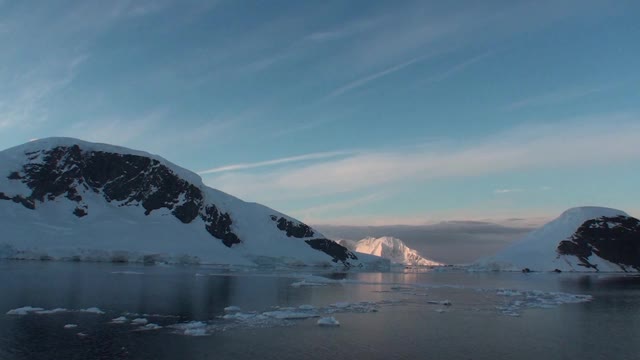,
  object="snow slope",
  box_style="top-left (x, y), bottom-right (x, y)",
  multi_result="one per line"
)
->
top-left (340, 237), bottom-right (442, 266)
top-left (474, 207), bottom-right (638, 272)
top-left (0, 138), bottom-right (384, 268)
